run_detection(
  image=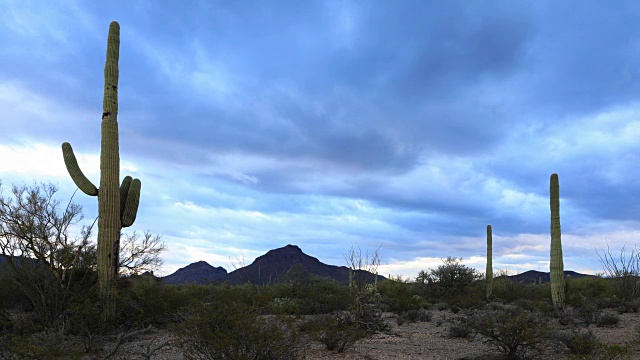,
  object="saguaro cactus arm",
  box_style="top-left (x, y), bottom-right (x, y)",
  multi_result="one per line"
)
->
top-left (121, 177), bottom-right (141, 228)
top-left (62, 142), bottom-right (98, 196)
